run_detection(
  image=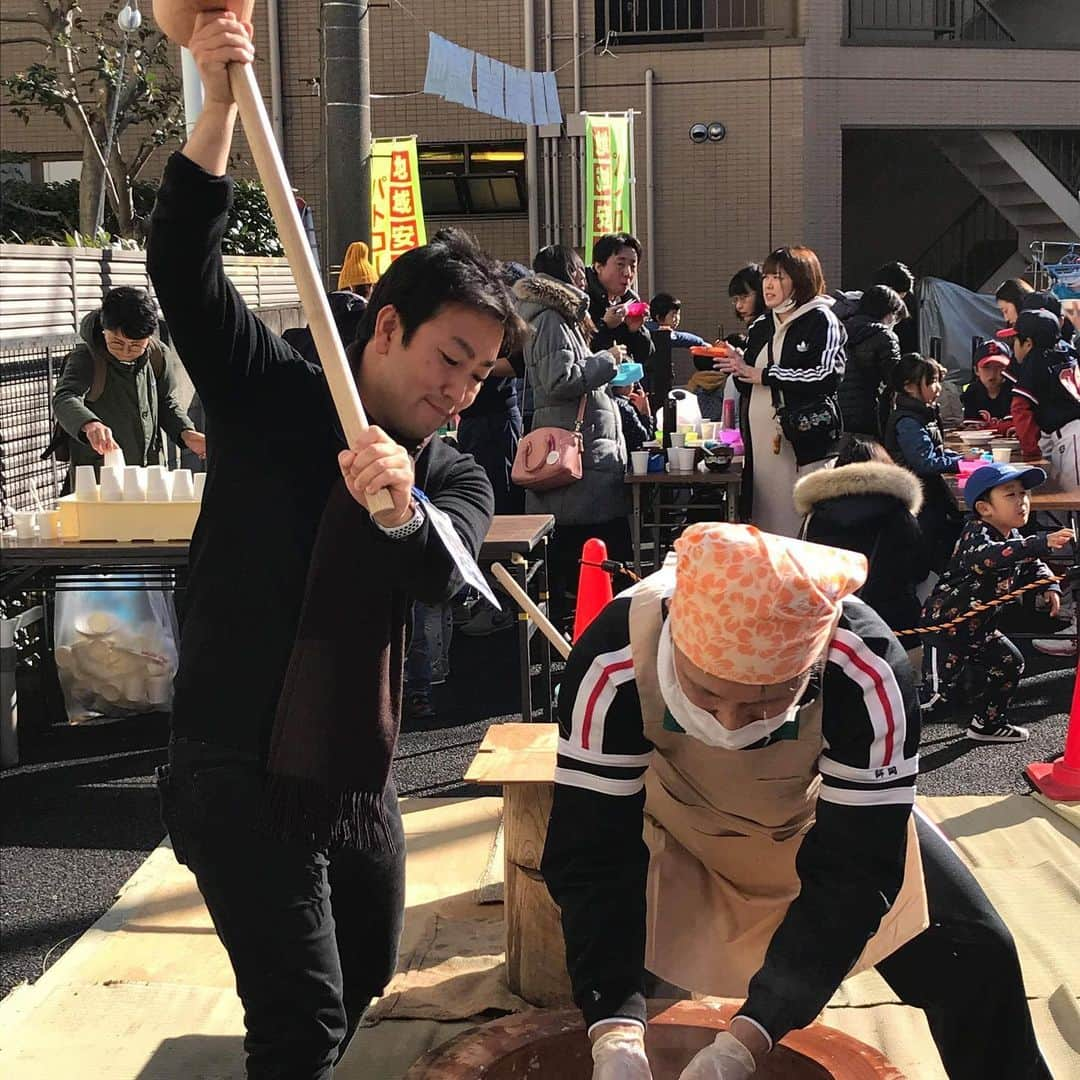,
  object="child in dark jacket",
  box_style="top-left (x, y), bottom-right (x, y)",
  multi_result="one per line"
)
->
top-left (961, 340), bottom-right (1014, 423)
top-left (885, 353), bottom-right (976, 571)
top-left (920, 463), bottom-right (1072, 742)
top-left (609, 364), bottom-right (655, 453)
top-left (795, 434), bottom-right (928, 639)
